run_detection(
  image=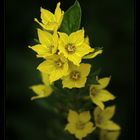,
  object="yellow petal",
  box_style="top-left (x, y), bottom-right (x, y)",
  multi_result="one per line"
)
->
top-left (79, 63), bottom-right (91, 77)
top-left (49, 67), bottom-right (68, 83)
top-left (94, 106), bottom-right (102, 123)
top-left (75, 130), bottom-right (86, 140)
top-left (65, 123), bottom-right (76, 134)
top-left (100, 106), bottom-right (116, 122)
top-left (68, 110), bottom-right (79, 123)
top-left (96, 89), bottom-right (115, 102)
top-left (28, 44), bottom-right (51, 58)
top-left (54, 2), bottom-right (64, 26)
top-left (69, 29), bottom-right (84, 46)
top-left (37, 60), bottom-right (56, 74)
top-left (84, 122), bottom-right (96, 134)
top-left (100, 130), bottom-right (121, 140)
top-left (30, 84), bottom-right (52, 100)
top-left (37, 29), bottom-right (52, 45)
top-left (98, 77), bottom-right (111, 89)
top-left (91, 97), bottom-right (104, 110)
top-left (68, 53), bottom-right (81, 66)
top-left (40, 7), bottom-right (55, 24)
top-left (84, 36), bottom-right (90, 45)
top-left (76, 42), bottom-right (94, 57)
top-left (41, 72), bottom-right (50, 85)
top-left (83, 49), bottom-right (103, 59)
top-left (52, 31), bottom-right (59, 54)
top-left (58, 32), bottom-right (69, 44)
top-left (99, 120), bottom-right (121, 131)
top-left (79, 111), bottom-right (91, 123)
